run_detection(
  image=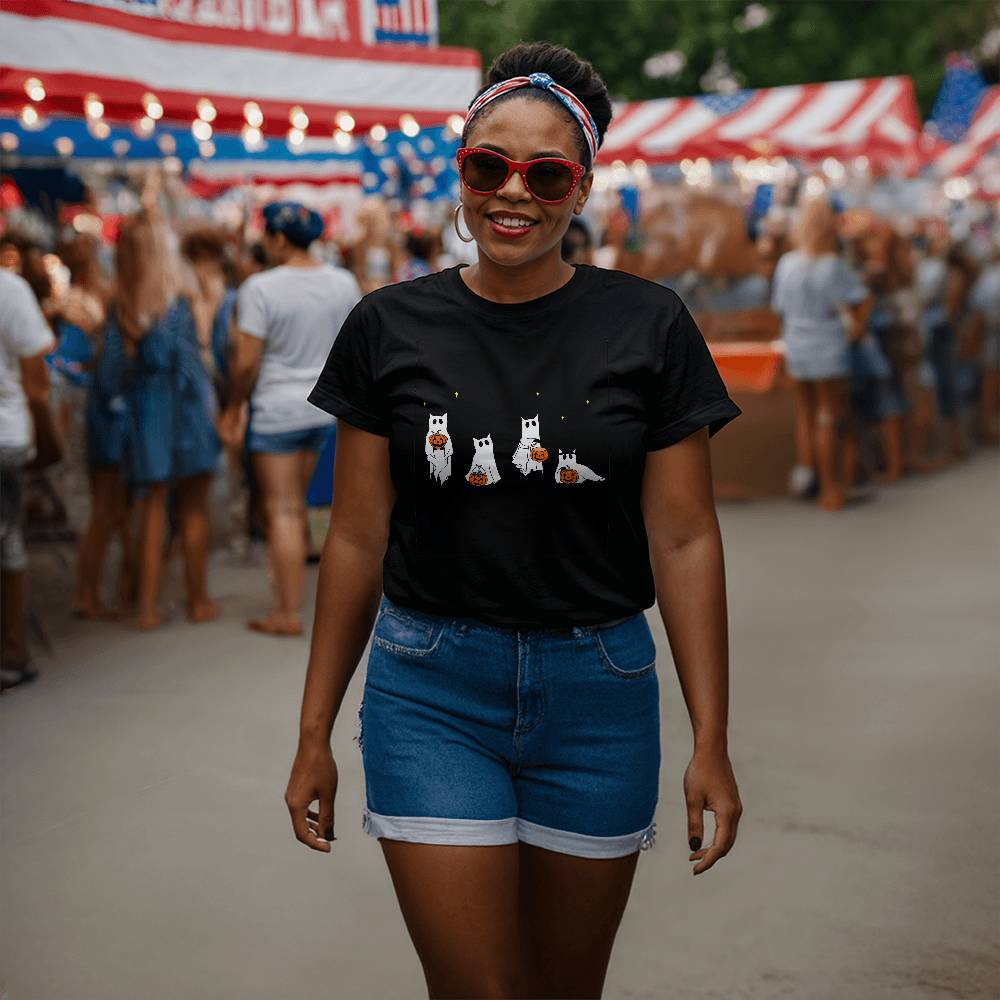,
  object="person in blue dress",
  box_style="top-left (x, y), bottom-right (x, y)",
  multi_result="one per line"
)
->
top-left (112, 204), bottom-right (221, 629)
